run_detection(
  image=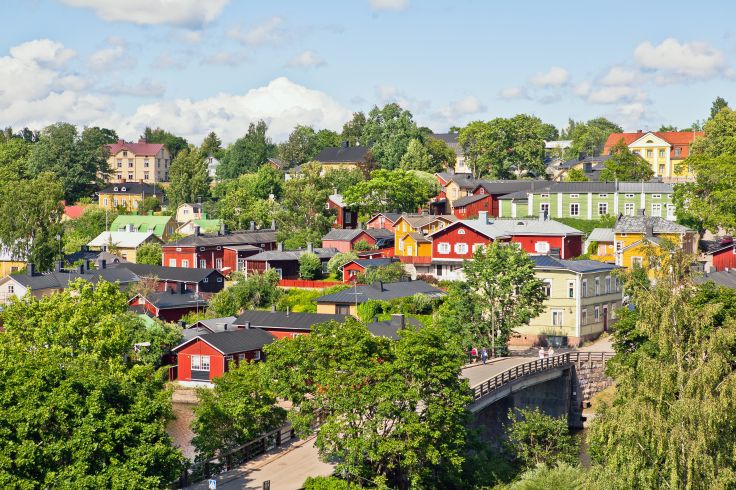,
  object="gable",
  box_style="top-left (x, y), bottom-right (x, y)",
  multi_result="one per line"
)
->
top-left (629, 132), bottom-right (670, 148)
